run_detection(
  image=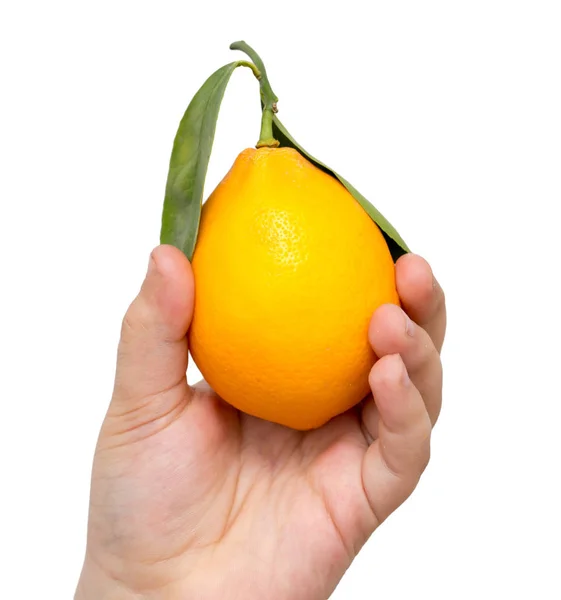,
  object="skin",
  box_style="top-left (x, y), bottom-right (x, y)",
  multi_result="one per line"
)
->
top-left (76, 245), bottom-right (446, 600)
